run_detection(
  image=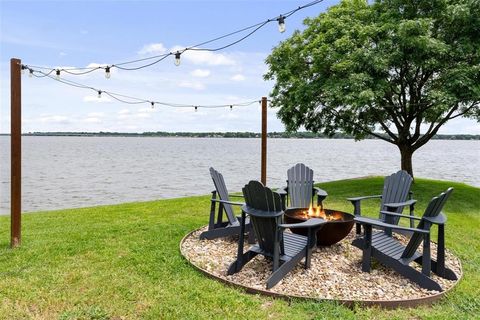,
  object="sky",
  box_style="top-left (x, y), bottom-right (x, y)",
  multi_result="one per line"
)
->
top-left (0, 0), bottom-right (478, 134)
